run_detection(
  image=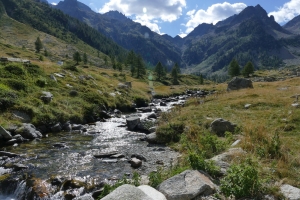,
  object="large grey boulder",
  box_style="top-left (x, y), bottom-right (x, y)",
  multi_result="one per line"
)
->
top-left (126, 117), bottom-right (140, 131)
top-left (280, 184), bottom-right (300, 200)
top-left (157, 170), bottom-right (215, 200)
top-left (101, 184), bottom-right (153, 200)
top-left (15, 123), bottom-right (42, 139)
top-left (0, 126), bottom-right (13, 140)
top-left (227, 77), bottom-right (253, 91)
top-left (138, 185), bottom-right (167, 200)
top-left (210, 118), bottom-right (236, 136)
